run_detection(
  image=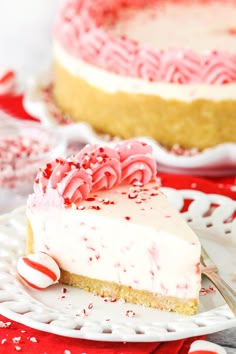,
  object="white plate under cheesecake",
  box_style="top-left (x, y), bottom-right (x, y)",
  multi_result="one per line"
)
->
top-left (0, 188), bottom-right (235, 341)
